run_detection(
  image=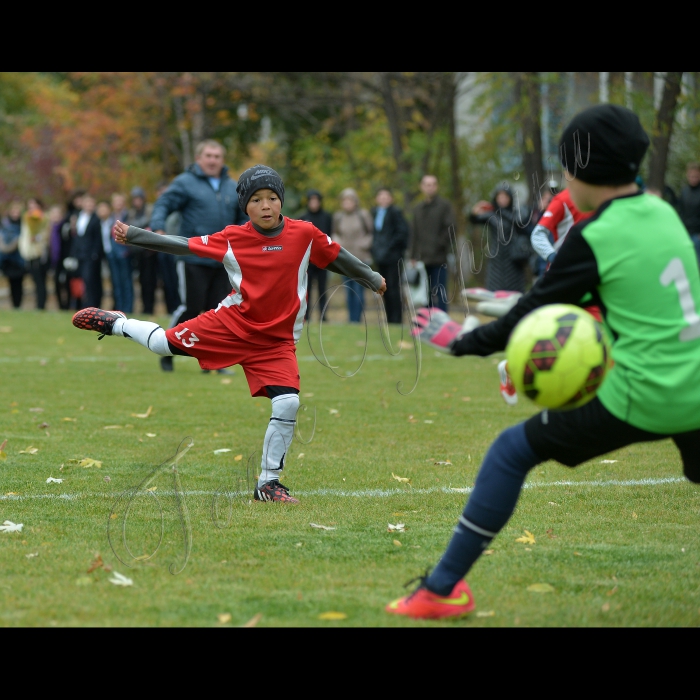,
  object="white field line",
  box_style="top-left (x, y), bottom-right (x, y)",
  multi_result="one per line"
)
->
top-left (0, 476), bottom-right (687, 502)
